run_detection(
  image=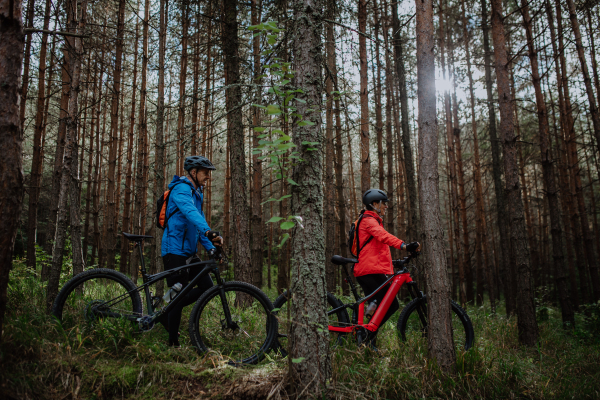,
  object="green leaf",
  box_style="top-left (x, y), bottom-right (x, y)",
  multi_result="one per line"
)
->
top-left (280, 79), bottom-right (291, 86)
top-left (276, 172), bottom-right (282, 179)
top-left (266, 216), bottom-right (284, 223)
top-left (278, 233), bottom-right (290, 248)
top-left (287, 177), bottom-right (298, 186)
top-left (253, 32), bottom-right (261, 38)
top-left (280, 221), bottom-right (295, 230)
top-left (297, 120), bottom-right (315, 127)
top-left (253, 127), bottom-right (266, 132)
top-left (267, 104), bottom-right (282, 115)
top-left (301, 141), bottom-right (319, 146)
top-left (292, 357), bottom-right (305, 363)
